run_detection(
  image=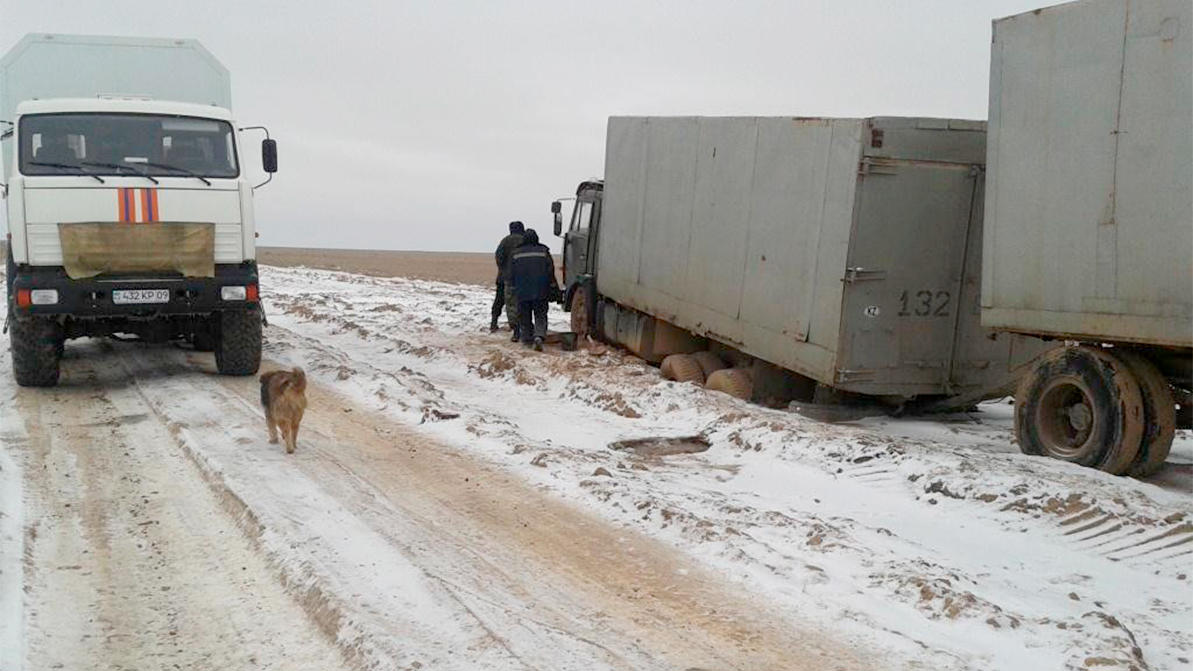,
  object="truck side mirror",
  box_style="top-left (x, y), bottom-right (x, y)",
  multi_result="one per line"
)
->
top-left (262, 139), bottom-right (278, 173)
top-left (551, 201), bottom-right (562, 236)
